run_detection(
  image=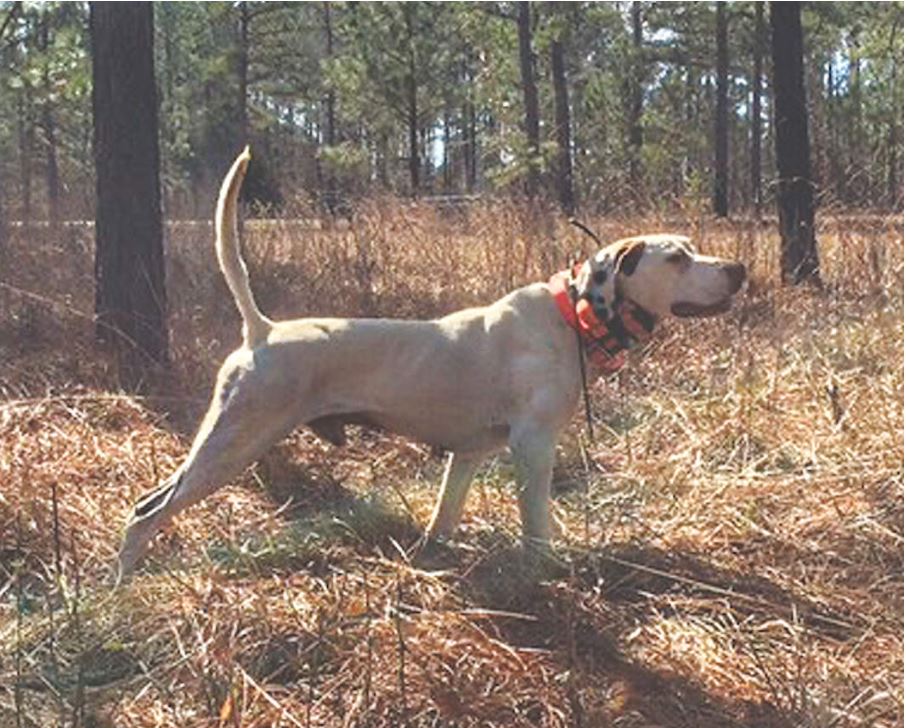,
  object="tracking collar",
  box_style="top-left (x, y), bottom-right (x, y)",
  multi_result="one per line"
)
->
top-left (547, 264), bottom-right (656, 374)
